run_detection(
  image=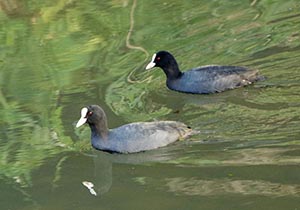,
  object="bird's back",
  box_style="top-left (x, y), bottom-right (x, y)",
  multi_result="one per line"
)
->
top-left (92, 121), bottom-right (192, 153)
top-left (167, 65), bottom-right (261, 94)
